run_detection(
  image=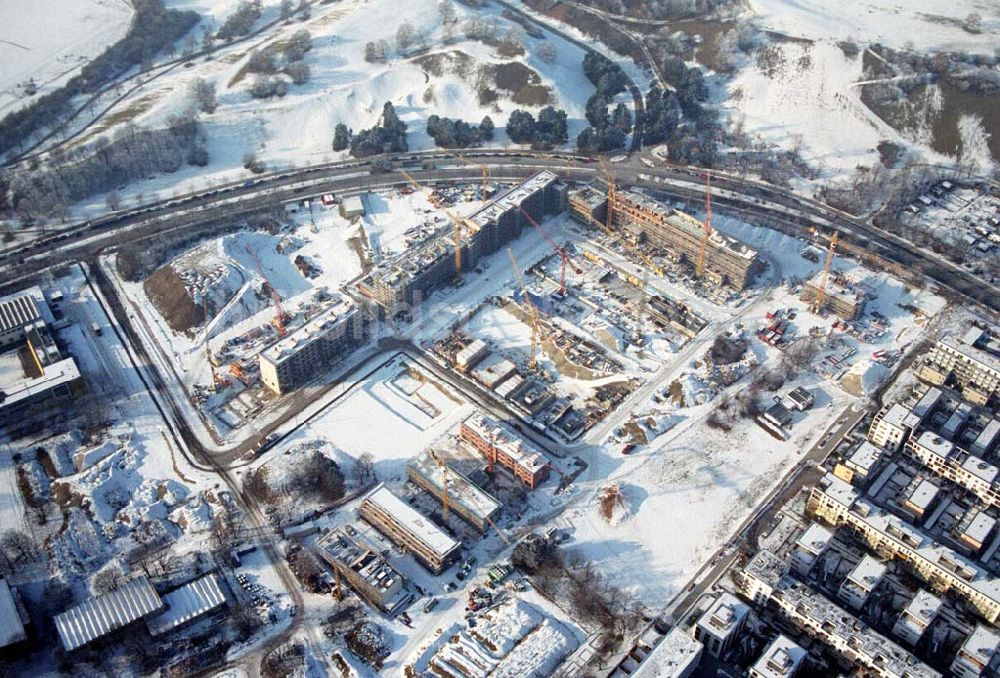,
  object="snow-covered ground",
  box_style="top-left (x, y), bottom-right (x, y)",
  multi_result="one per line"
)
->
top-left (67, 0), bottom-right (601, 214)
top-left (747, 0), bottom-right (1000, 54)
top-left (0, 0), bottom-right (133, 116)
